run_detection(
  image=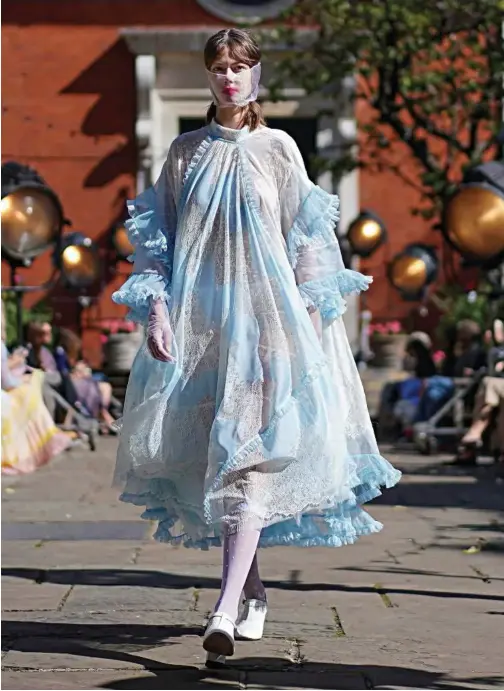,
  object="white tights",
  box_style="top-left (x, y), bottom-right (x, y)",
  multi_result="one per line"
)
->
top-left (215, 527), bottom-right (267, 622)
